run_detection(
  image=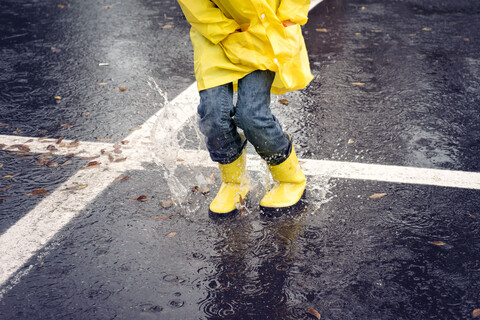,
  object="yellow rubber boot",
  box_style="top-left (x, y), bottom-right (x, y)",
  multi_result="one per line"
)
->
top-left (210, 148), bottom-right (250, 215)
top-left (260, 145), bottom-right (306, 211)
